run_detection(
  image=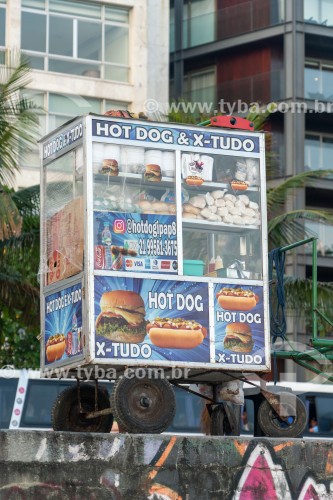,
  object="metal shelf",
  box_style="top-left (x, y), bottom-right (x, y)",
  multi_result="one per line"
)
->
top-left (182, 218), bottom-right (260, 232)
